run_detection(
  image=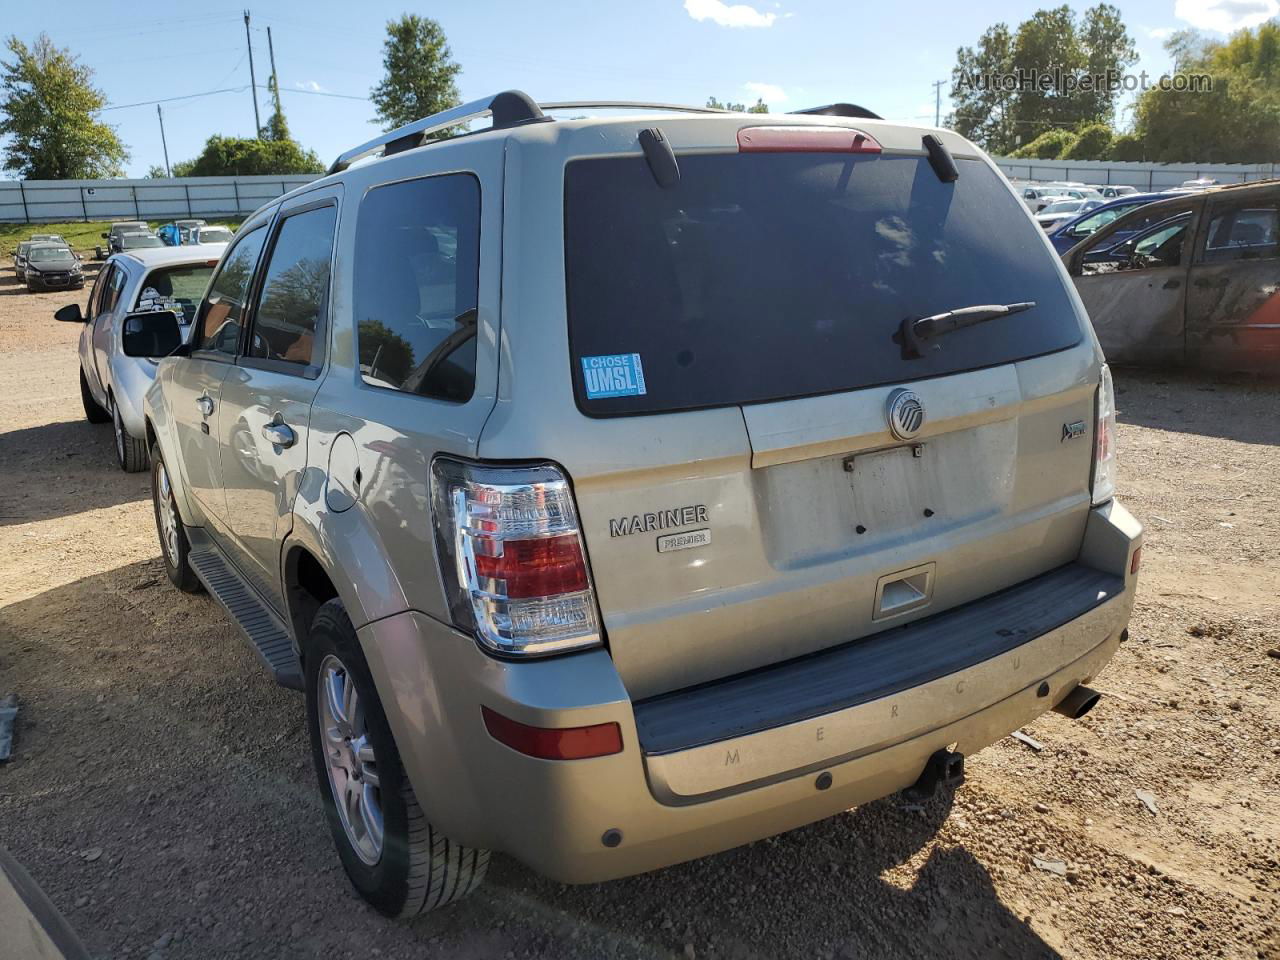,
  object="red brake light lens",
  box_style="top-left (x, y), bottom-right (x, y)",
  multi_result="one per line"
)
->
top-left (737, 126), bottom-right (882, 154)
top-left (474, 535), bottom-right (590, 599)
top-left (482, 706), bottom-right (623, 760)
